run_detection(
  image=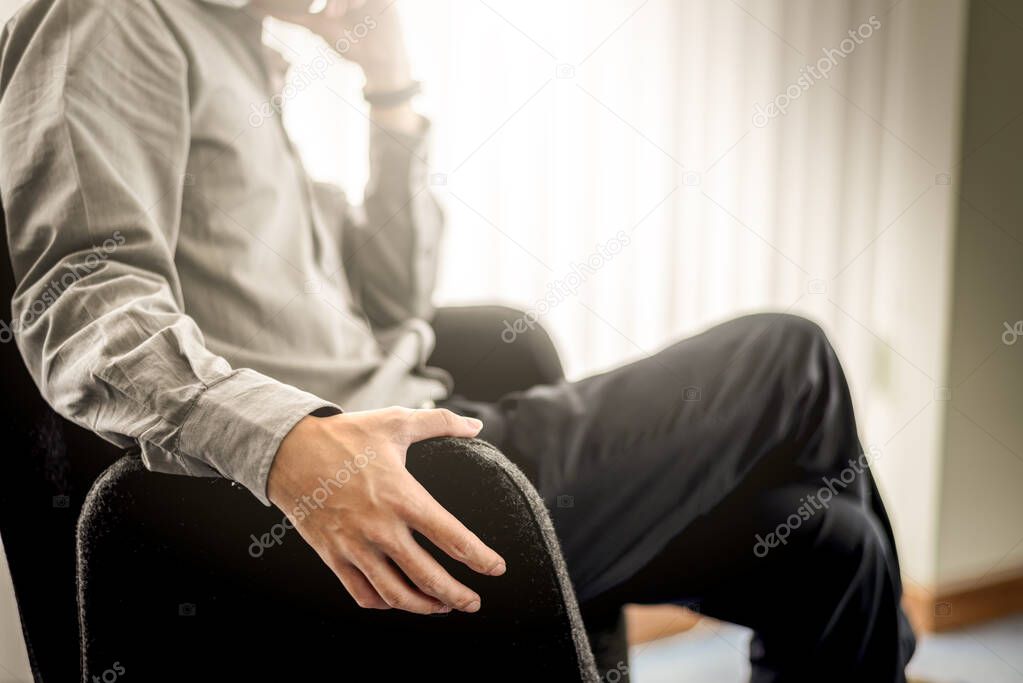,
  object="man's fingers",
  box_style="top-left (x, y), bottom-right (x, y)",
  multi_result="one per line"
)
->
top-left (404, 408), bottom-right (482, 443)
top-left (405, 483), bottom-right (507, 578)
top-left (386, 529), bottom-right (482, 612)
top-left (314, 541), bottom-right (389, 610)
top-left (327, 556), bottom-right (390, 610)
top-left (354, 550), bottom-right (450, 615)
